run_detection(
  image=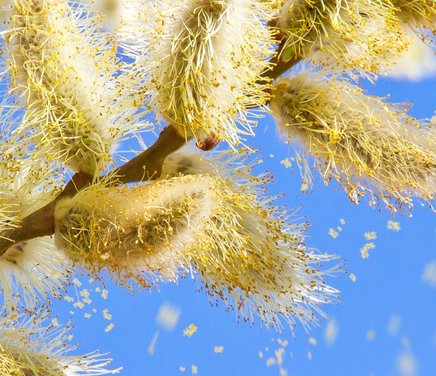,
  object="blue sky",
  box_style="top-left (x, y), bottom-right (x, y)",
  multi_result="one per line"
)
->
top-left (49, 74), bottom-right (436, 376)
